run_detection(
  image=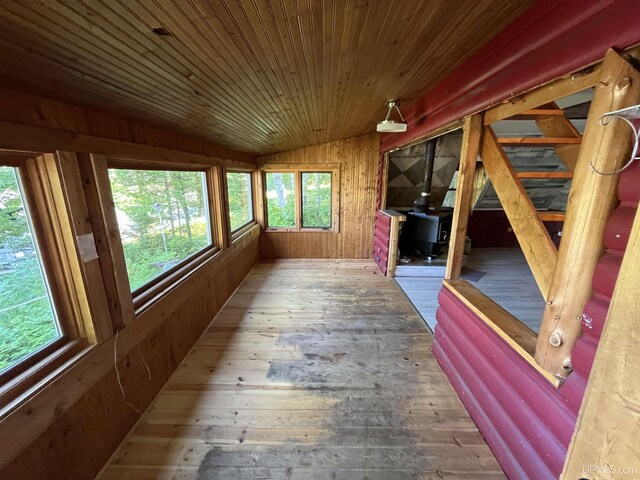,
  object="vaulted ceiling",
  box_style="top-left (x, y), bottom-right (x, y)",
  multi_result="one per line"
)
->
top-left (0, 0), bottom-right (532, 155)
